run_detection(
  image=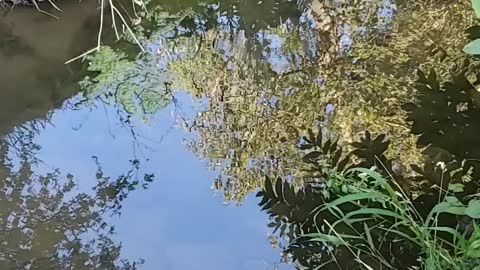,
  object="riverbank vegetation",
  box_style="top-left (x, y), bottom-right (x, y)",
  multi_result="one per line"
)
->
top-left (258, 126), bottom-right (480, 269)
top-left (252, 2), bottom-right (480, 268)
